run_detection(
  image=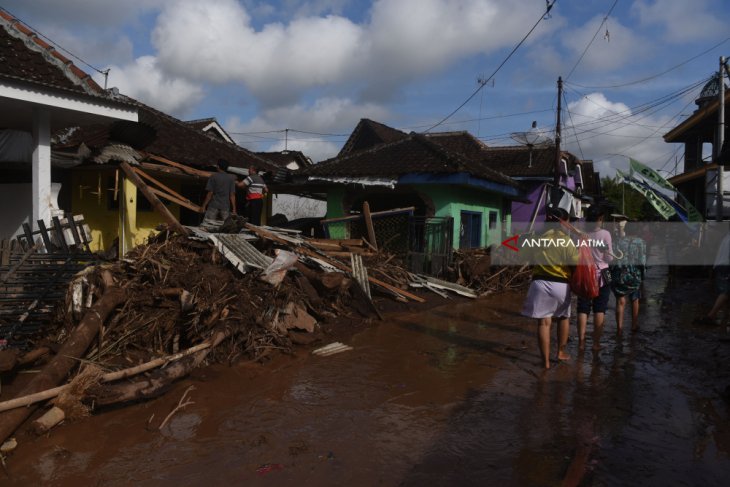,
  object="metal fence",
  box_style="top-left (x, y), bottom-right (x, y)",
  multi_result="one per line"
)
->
top-left (406, 216), bottom-right (454, 277)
